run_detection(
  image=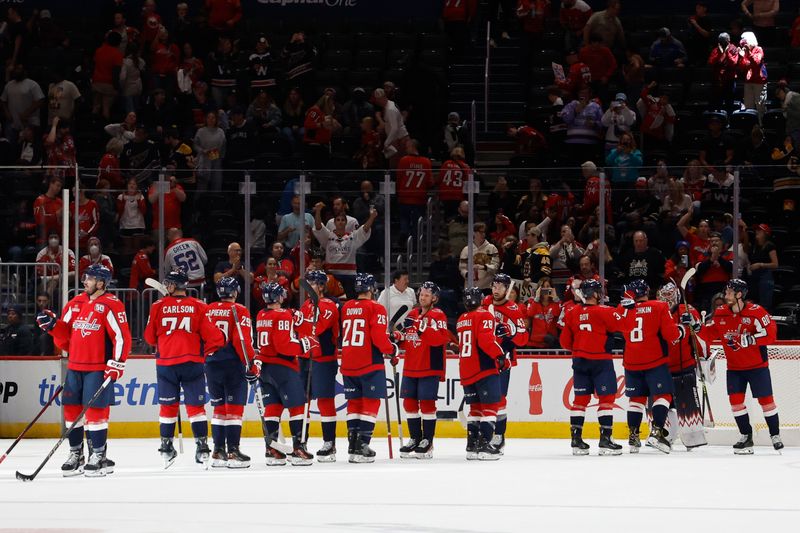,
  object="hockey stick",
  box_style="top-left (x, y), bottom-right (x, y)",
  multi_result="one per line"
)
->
top-left (299, 278), bottom-right (320, 444)
top-left (678, 268), bottom-right (715, 427)
top-left (176, 406), bottom-right (184, 454)
top-left (145, 277), bottom-right (168, 296)
top-left (389, 304), bottom-right (410, 331)
top-left (384, 369), bottom-right (394, 460)
top-left (16, 377), bottom-right (112, 482)
top-left (0, 385), bottom-right (63, 465)
top-left (231, 304), bottom-right (292, 455)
